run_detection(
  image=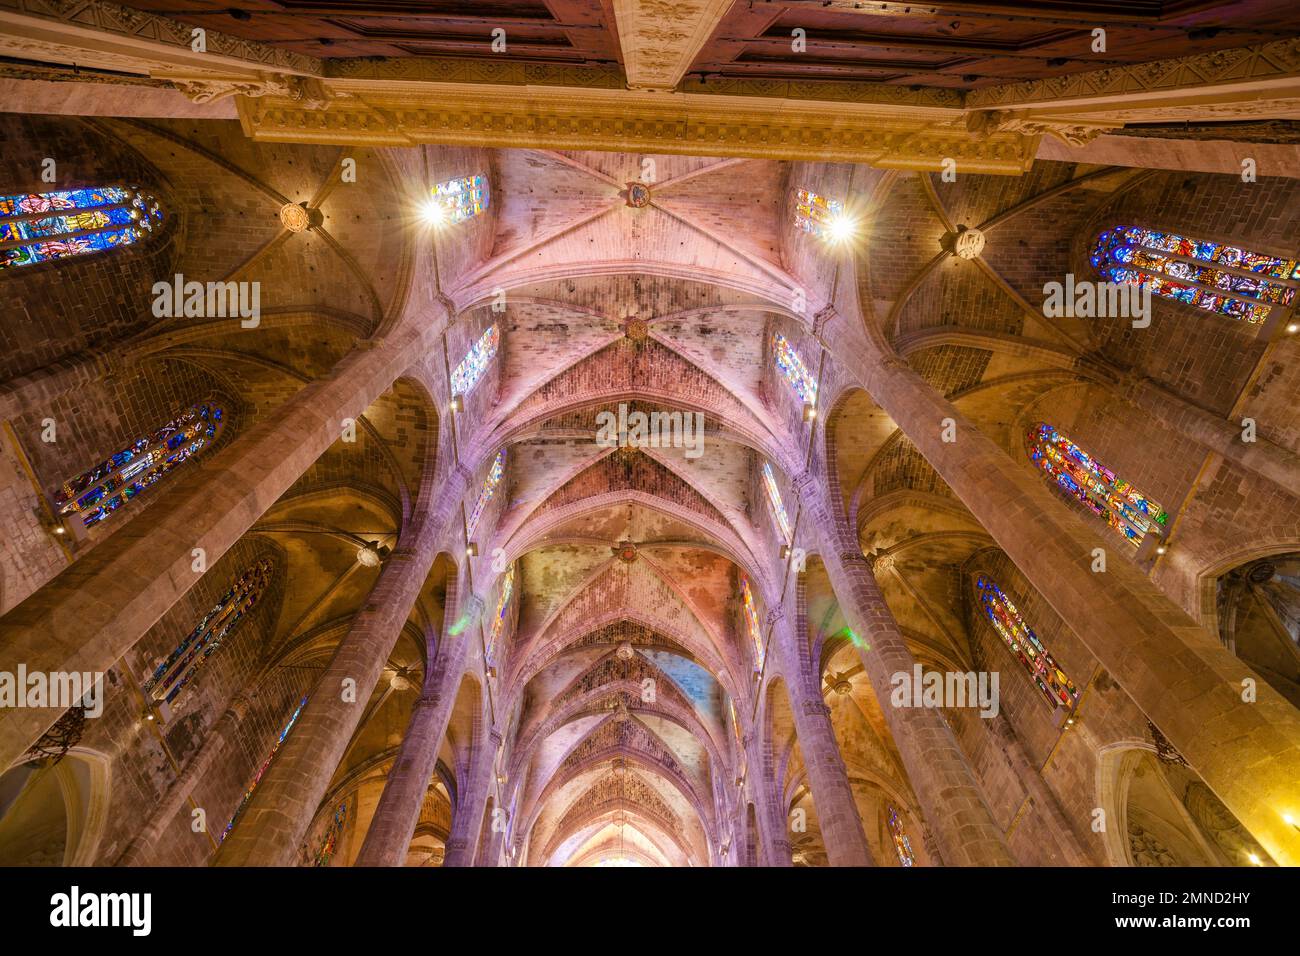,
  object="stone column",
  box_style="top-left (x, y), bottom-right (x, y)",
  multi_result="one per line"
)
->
top-left (116, 692), bottom-right (253, 866)
top-left (743, 731), bottom-right (793, 866)
top-left (824, 305), bottom-right (1300, 866)
top-left (442, 727), bottom-right (498, 868)
top-left (352, 581), bottom-right (475, 867)
top-left (798, 473), bottom-right (1016, 866)
top-left (213, 469), bottom-right (467, 867)
top-left (770, 609), bottom-right (875, 866)
top-left (0, 323), bottom-right (442, 773)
